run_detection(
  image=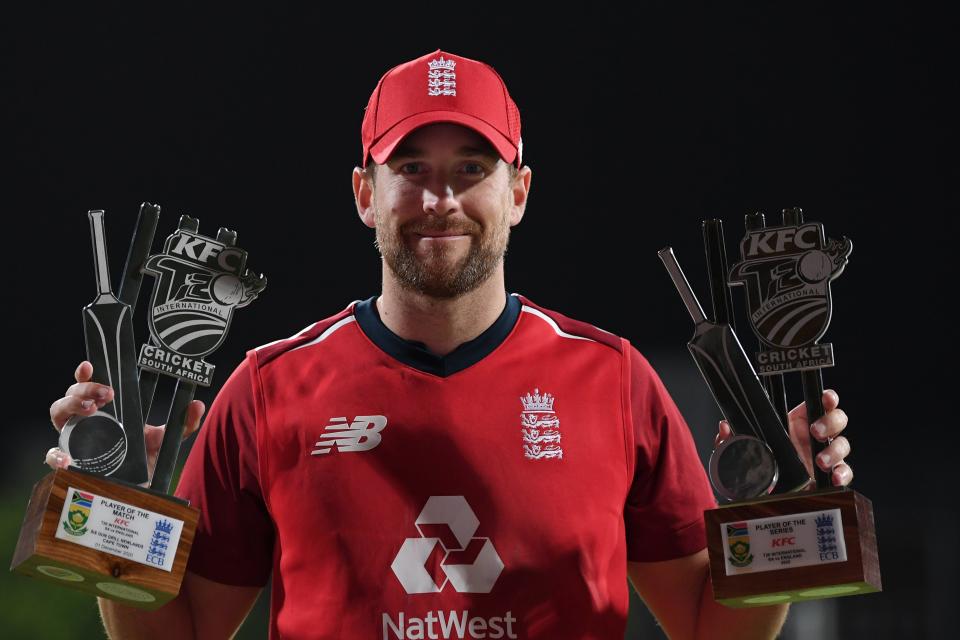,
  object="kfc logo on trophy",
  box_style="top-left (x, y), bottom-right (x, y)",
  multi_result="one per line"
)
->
top-left (728, 223), bottom-right (852, 374)
top-left (139, 224), bottom-right (265, 386)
